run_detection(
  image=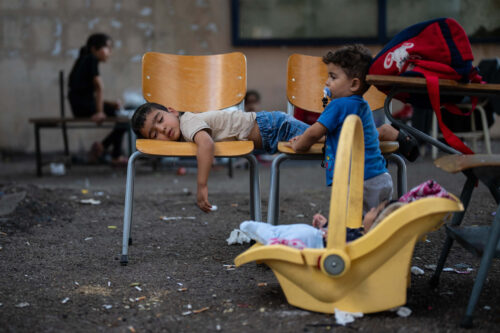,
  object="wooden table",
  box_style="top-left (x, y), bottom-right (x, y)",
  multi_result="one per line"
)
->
top-left (366, 75), bottom-right (500, 328)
